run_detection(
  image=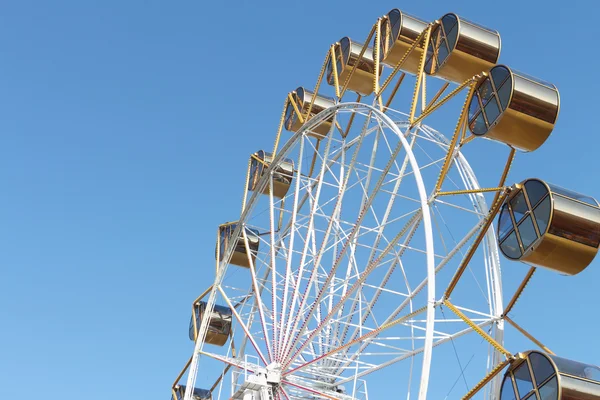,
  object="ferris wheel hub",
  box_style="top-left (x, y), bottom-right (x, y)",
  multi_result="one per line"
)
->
top-left (231, 363), bottom-right (282, 400)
